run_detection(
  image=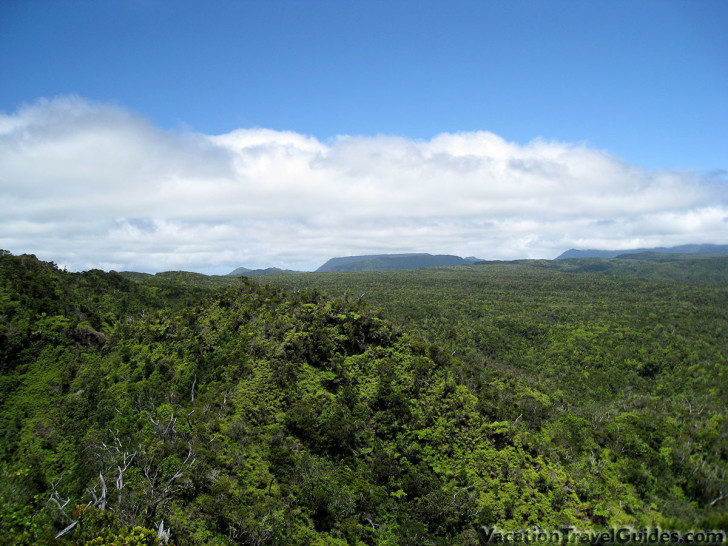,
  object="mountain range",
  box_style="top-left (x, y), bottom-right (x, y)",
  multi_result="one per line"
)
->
top-left (225, 245), bottom-right (728, 276)
top-left (226, 266), bottom-right (299, 276)
top-left (556, 243), bottom-right (728, 260)
top-left (226, 253), bottom-right (482, 275)
top-left (315, 253), bottom-right (482, 272)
